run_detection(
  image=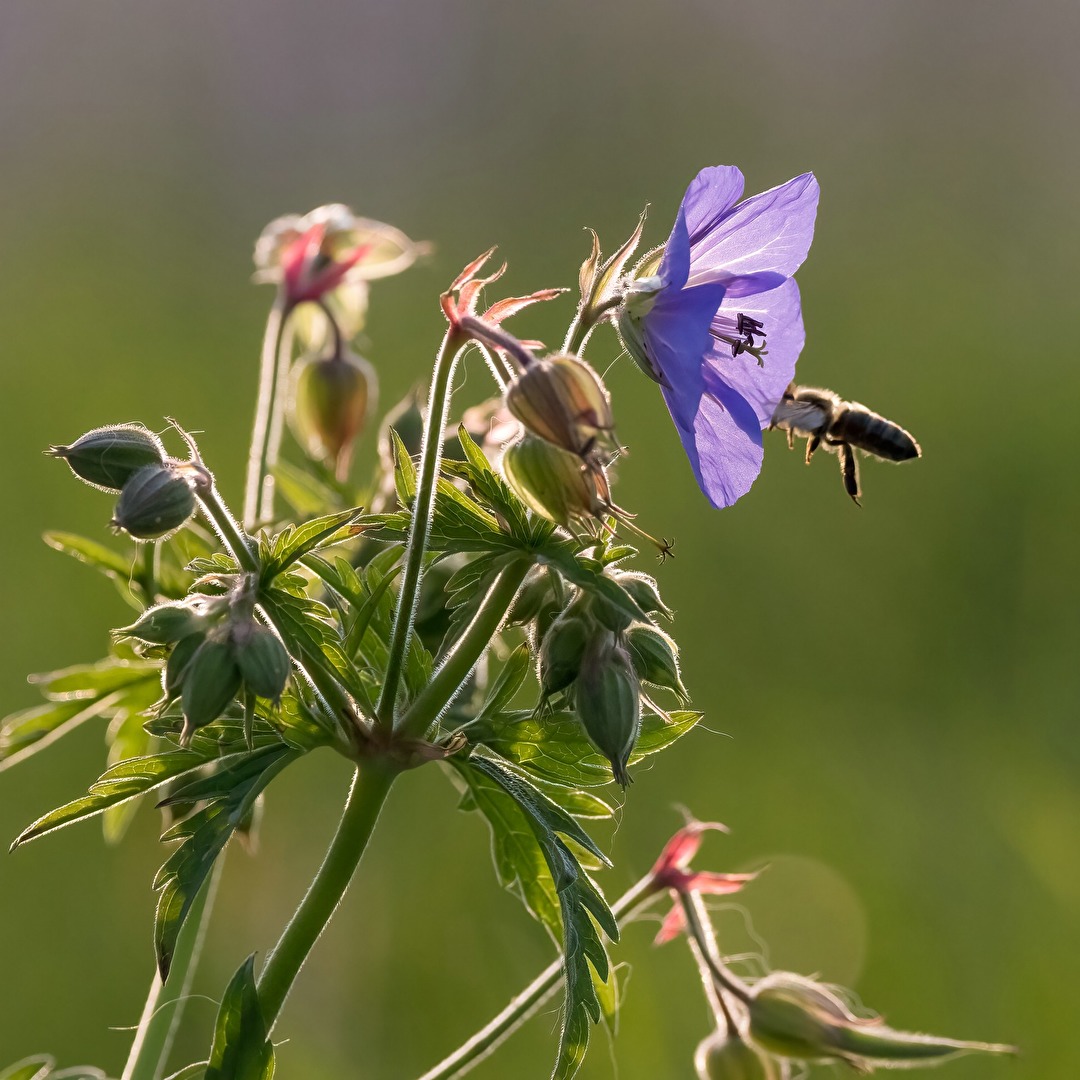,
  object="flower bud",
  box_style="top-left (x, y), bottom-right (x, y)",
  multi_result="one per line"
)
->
top-left (538, 606), bottom-right (595, 697)
top-left (505, 354), bottom-right (614, 458)
top-left (626, 625), bottom-right (689, 701)
top-left (502, 435), bottom-right (608, 527)
top-left (233, 622), bottom-right (290, 703)
top-left (111, 463), bottom-right (197, 541)
top-left (116, 601), bottom-right (213, 646)
top-left (614, 571), bottom-right (672, 620)
top-left (695, 1031), bottom-right (784, 1080)
top-left (48, 424), bottom-right (166, 492)
top-left (180, 634), bottom-right (242, 744)
top-left (290, 350), bottom-right (377, 481)
top-left (506, 568), bottom-right (554, 627)
top-left (575, 636), bottom-right (641, 786)
top-left (163, 632), bottom-right (206, 701)
top-left (747, 972), bottom-right (1013, 1070)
